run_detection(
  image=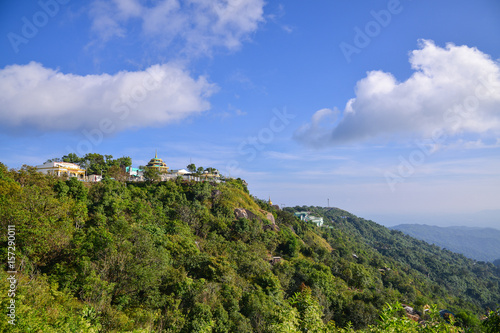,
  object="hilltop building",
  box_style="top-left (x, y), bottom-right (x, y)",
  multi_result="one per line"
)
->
top-left (170, 169), bottom-right (190, 175)
top-left (35, 161), bottom-right (86, 179)
top-left (200, 169), bottom-right (221, 180)
top-left (146, 151), bottom-right (169, 173)
top-left (126, 167), bottom-right (143, 179)
top-left (32, 151), bottom-right (237, 185)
